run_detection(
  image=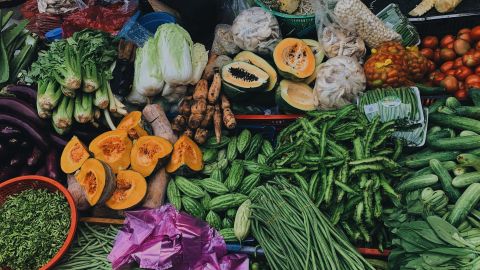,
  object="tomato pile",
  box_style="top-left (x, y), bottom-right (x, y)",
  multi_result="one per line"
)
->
top-left (420, 26), bottom-right (480, 100)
